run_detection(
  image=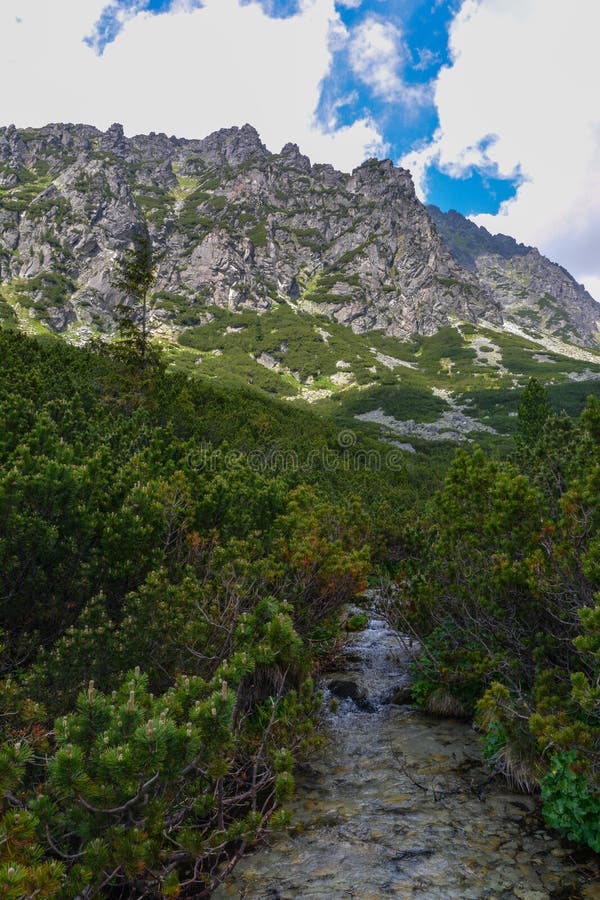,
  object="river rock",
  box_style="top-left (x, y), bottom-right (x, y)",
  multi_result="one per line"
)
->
top-left (327, 678), bottom-right (367, 703)
top-left (389, 685), bottom-right (414, 705)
